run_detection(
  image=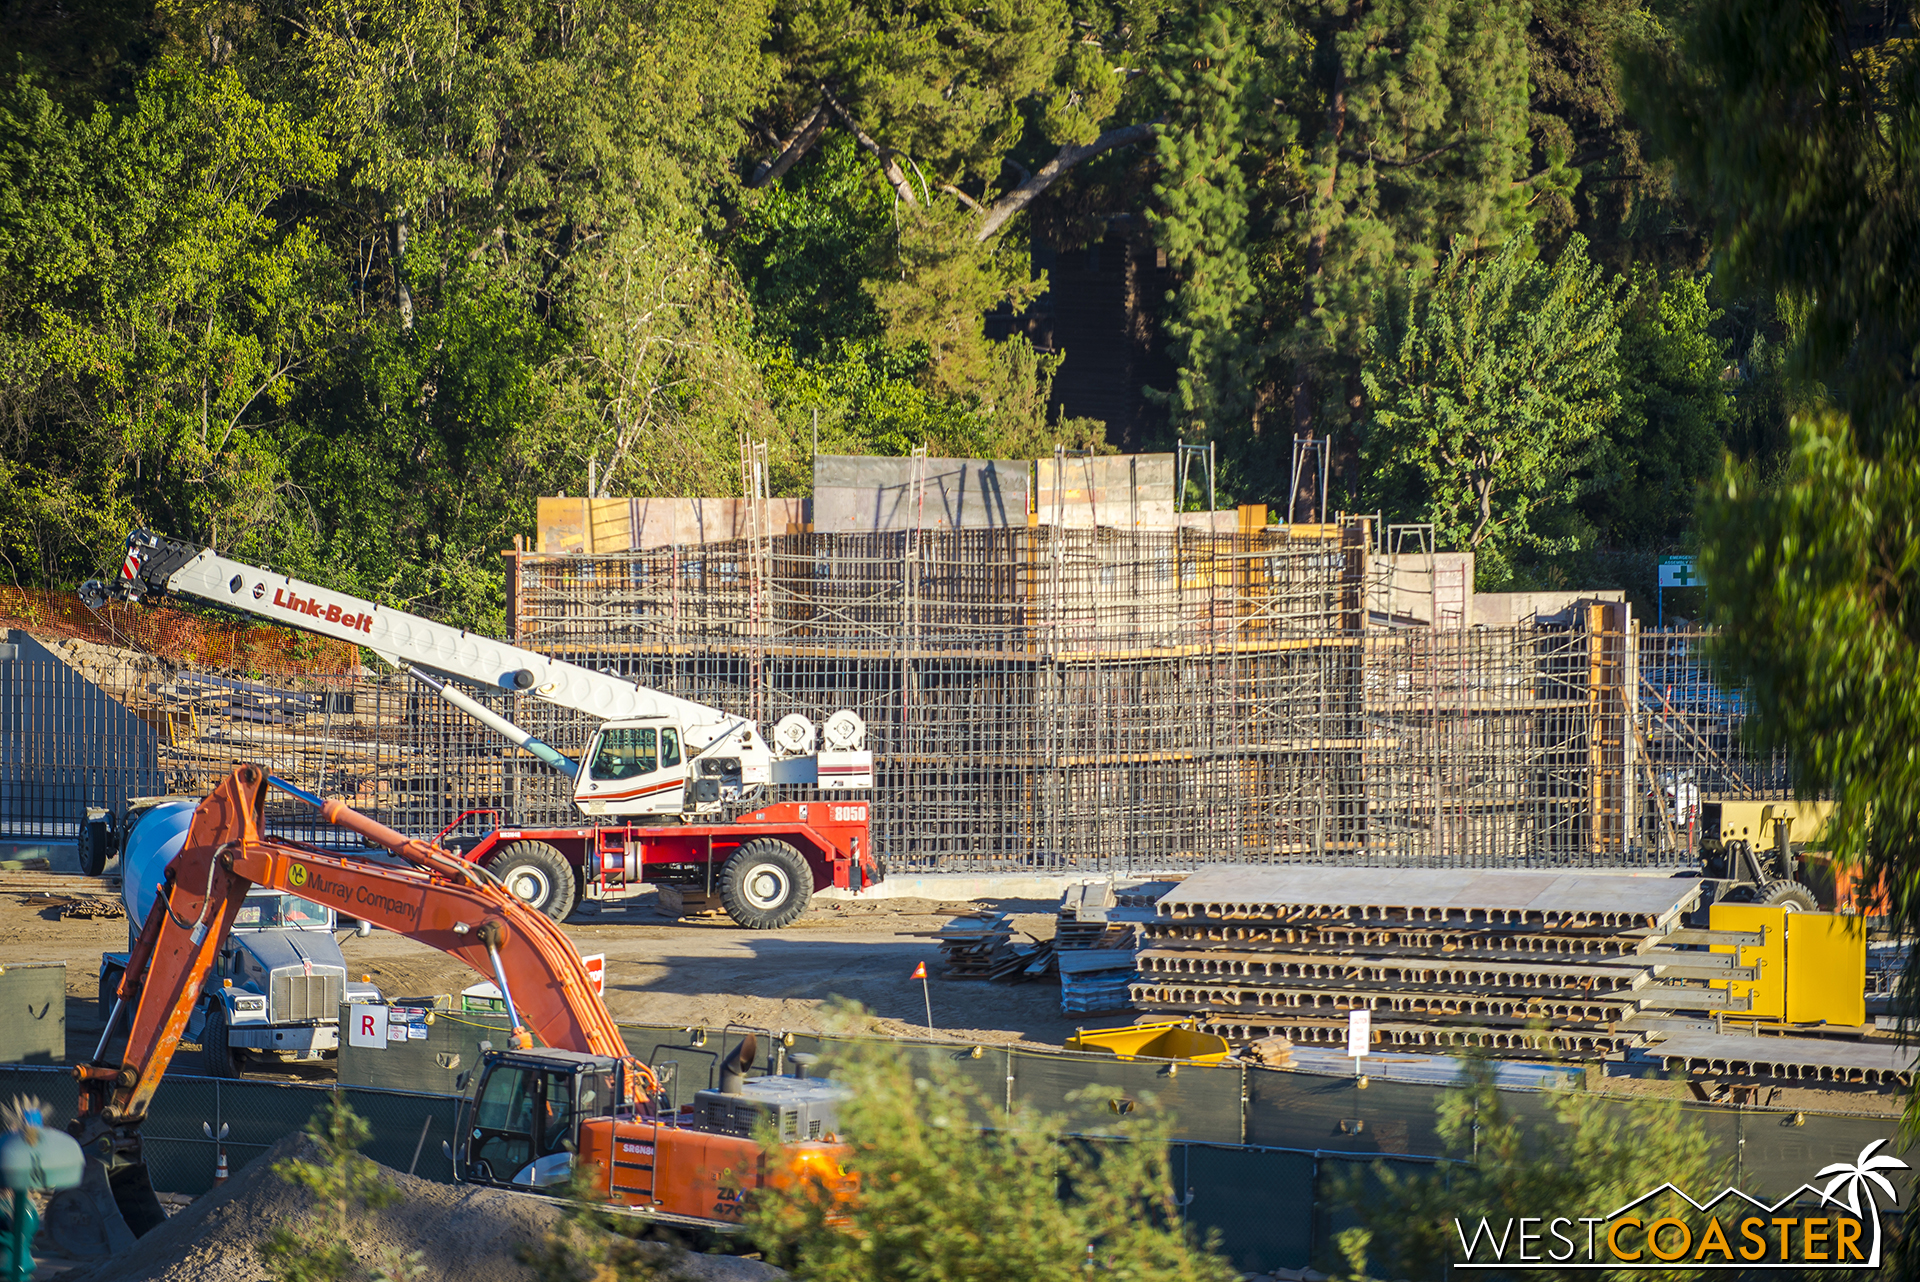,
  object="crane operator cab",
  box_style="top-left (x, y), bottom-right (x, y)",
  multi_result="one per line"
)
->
top-left (574, 716), bottom-right (745, 818)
